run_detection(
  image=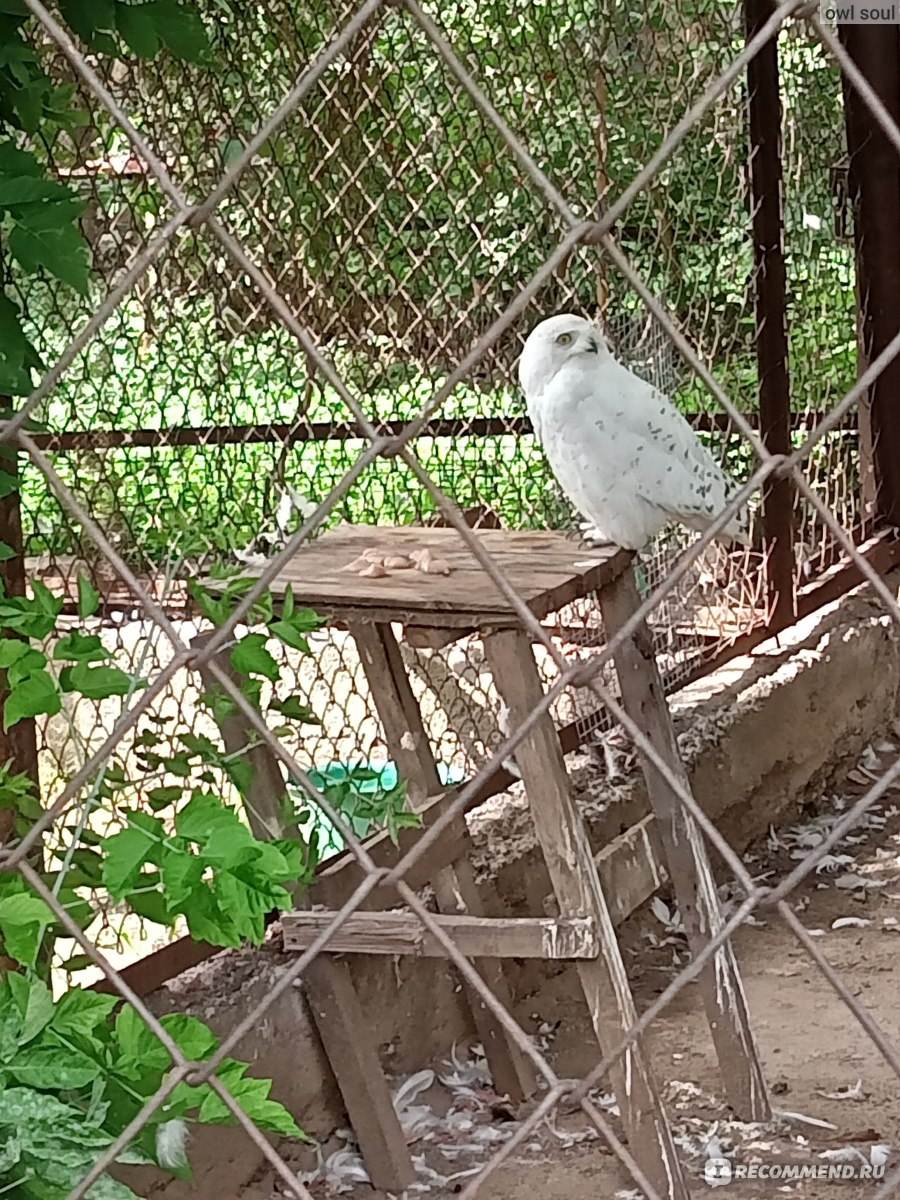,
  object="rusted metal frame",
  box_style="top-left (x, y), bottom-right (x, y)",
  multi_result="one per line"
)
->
top-left (783, 15), bottom-right (900, 470)
top-left (745, 0), bottom-right (796, 624)
top-left (0, 434), bottom-right (41, 849)
top-left (30, 409), bottom-right (857, 453)
top-left (839, 22), bottom-right (900, 529)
